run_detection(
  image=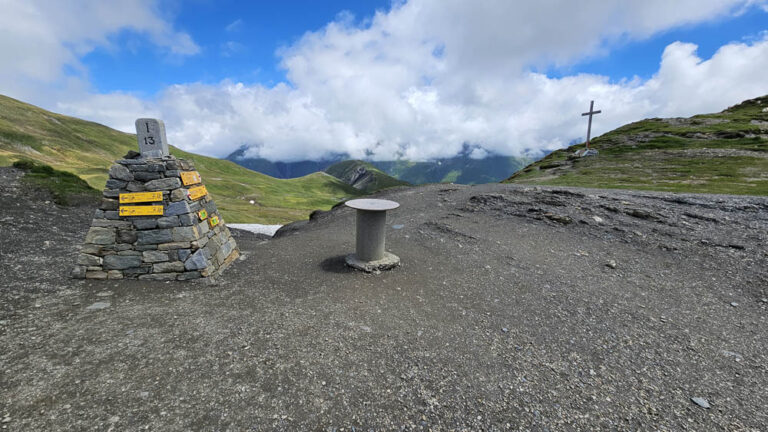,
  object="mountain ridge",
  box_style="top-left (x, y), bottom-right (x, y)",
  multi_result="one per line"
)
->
top-left (324, 160), bottom-right (411, 192)
top-left (226, 149), bottom-right (531, 185)
top-left (506, 95), bottom-right (768, 196)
